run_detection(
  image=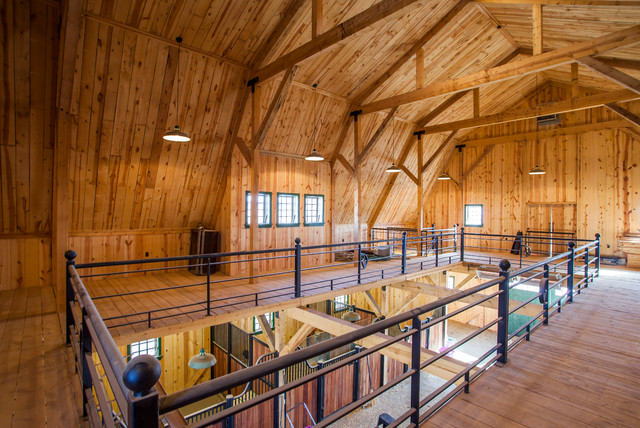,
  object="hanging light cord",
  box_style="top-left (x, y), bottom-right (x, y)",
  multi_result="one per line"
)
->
top-left (176, 36), bottom-right (182, 126)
